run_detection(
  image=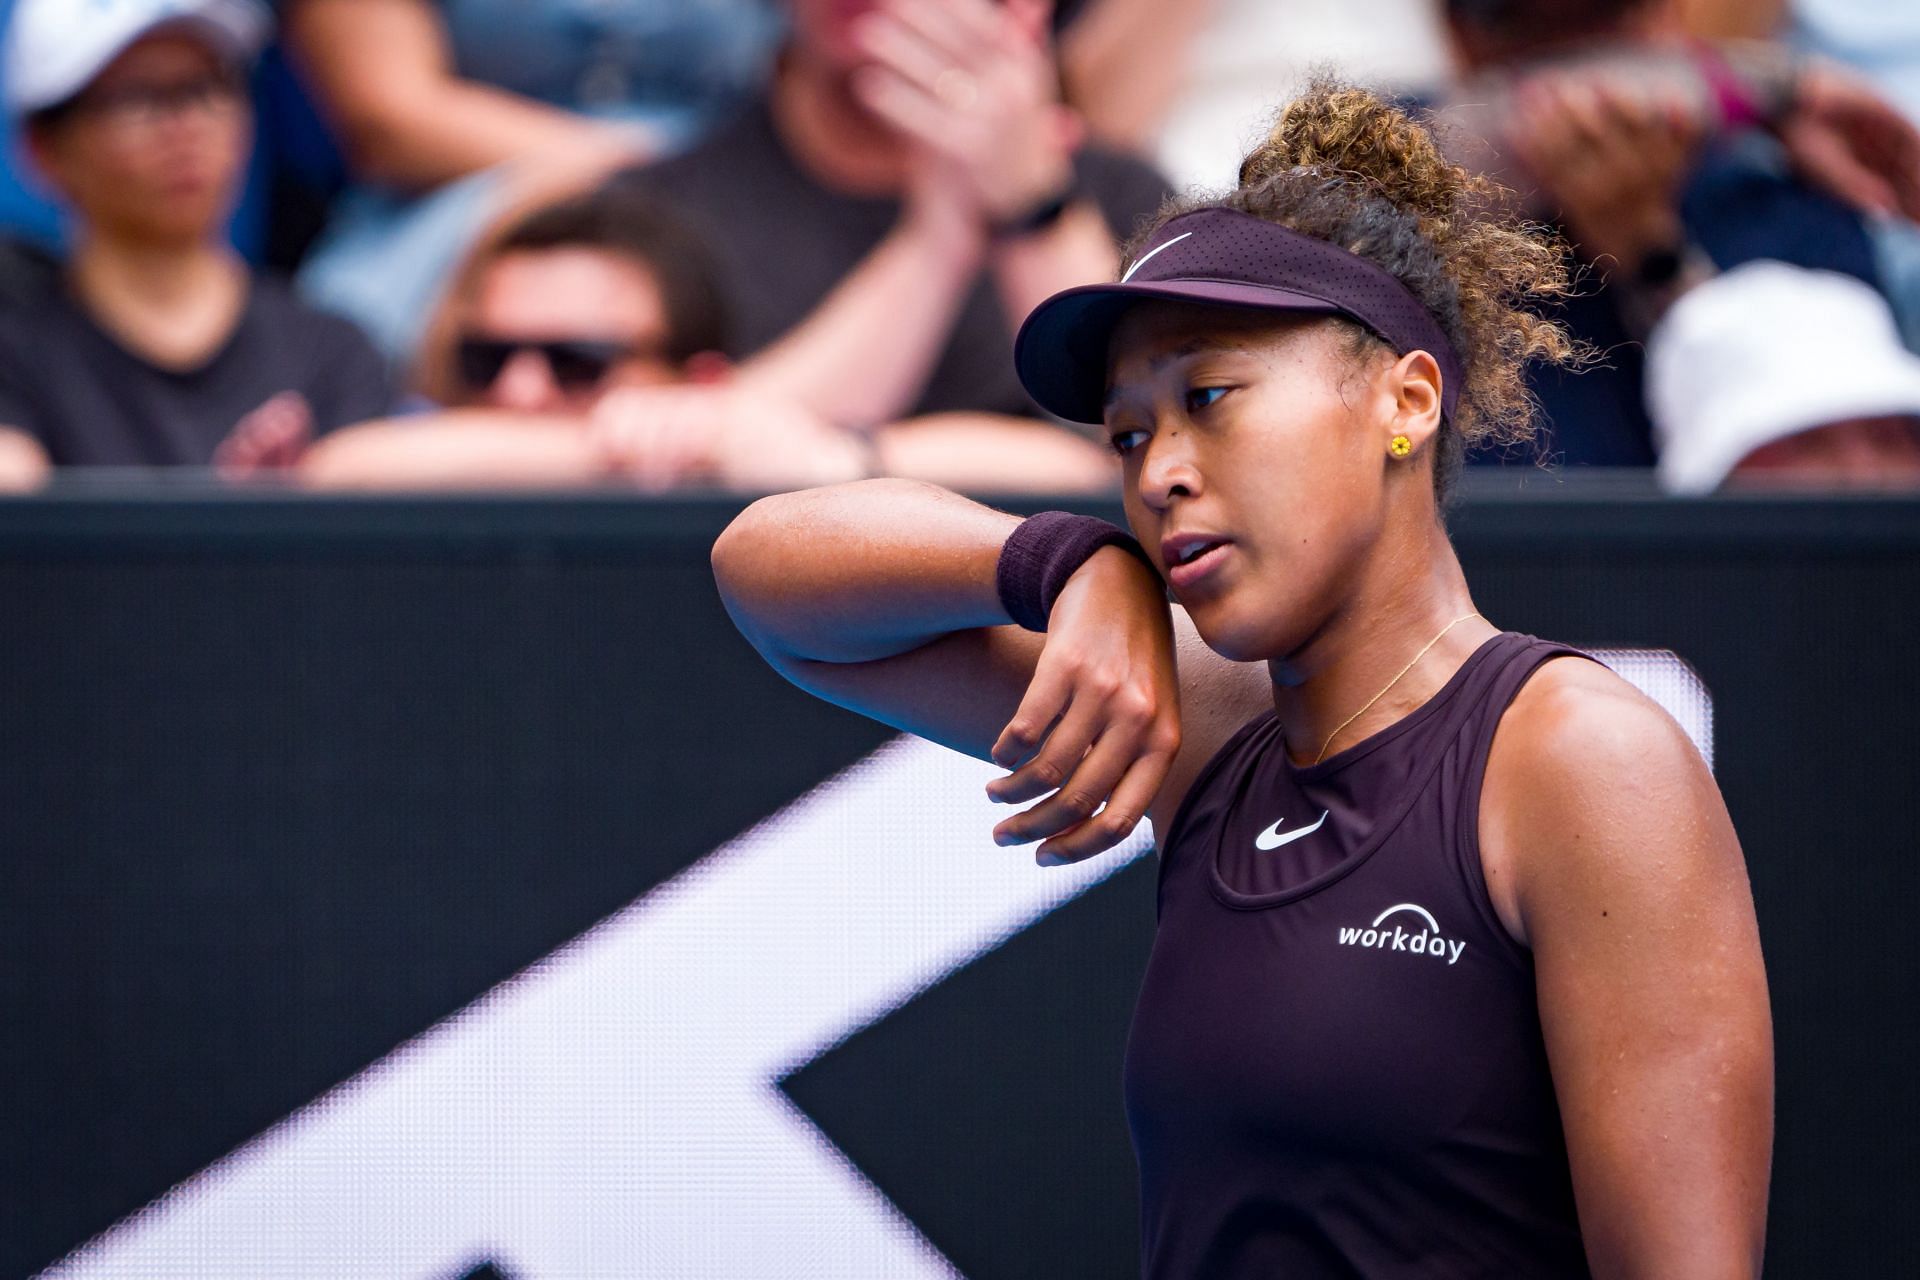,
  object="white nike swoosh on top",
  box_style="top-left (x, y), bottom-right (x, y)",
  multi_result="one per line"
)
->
top-left (1254, 810), bottom-right (1329, 851)
top-left (1120, 231), bottom-right (1193, 282)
